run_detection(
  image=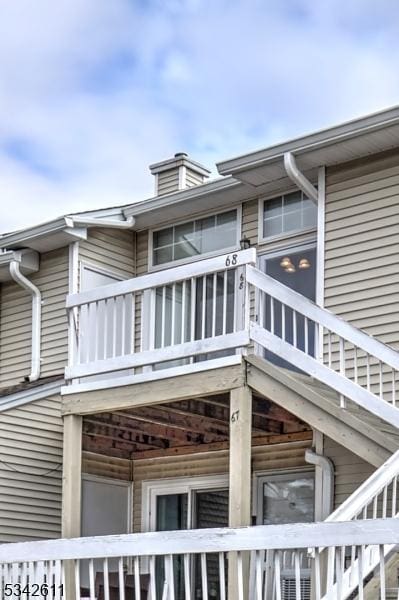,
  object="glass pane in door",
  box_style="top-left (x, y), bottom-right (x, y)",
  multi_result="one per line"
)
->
top-left (193, 489), bottom-right (229, 599)
top-left (263, 247), bottom-right (316, 369)
top-left (156, 494), bottom-right (188, 599)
